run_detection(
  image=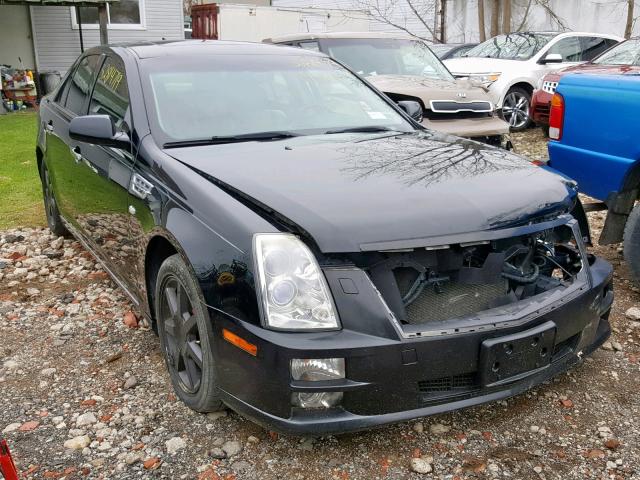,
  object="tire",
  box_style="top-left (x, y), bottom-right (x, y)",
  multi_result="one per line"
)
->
top-left (40, 162), bottom-right (69, 237)
top-left (541, 125), bottom-right (550, 138)
top-left (501, 86), bottom-right (532, 132)
top-left (154, 254), bottom-right (224, 412)
top-left (623, 203), bottom-right (640, 286)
